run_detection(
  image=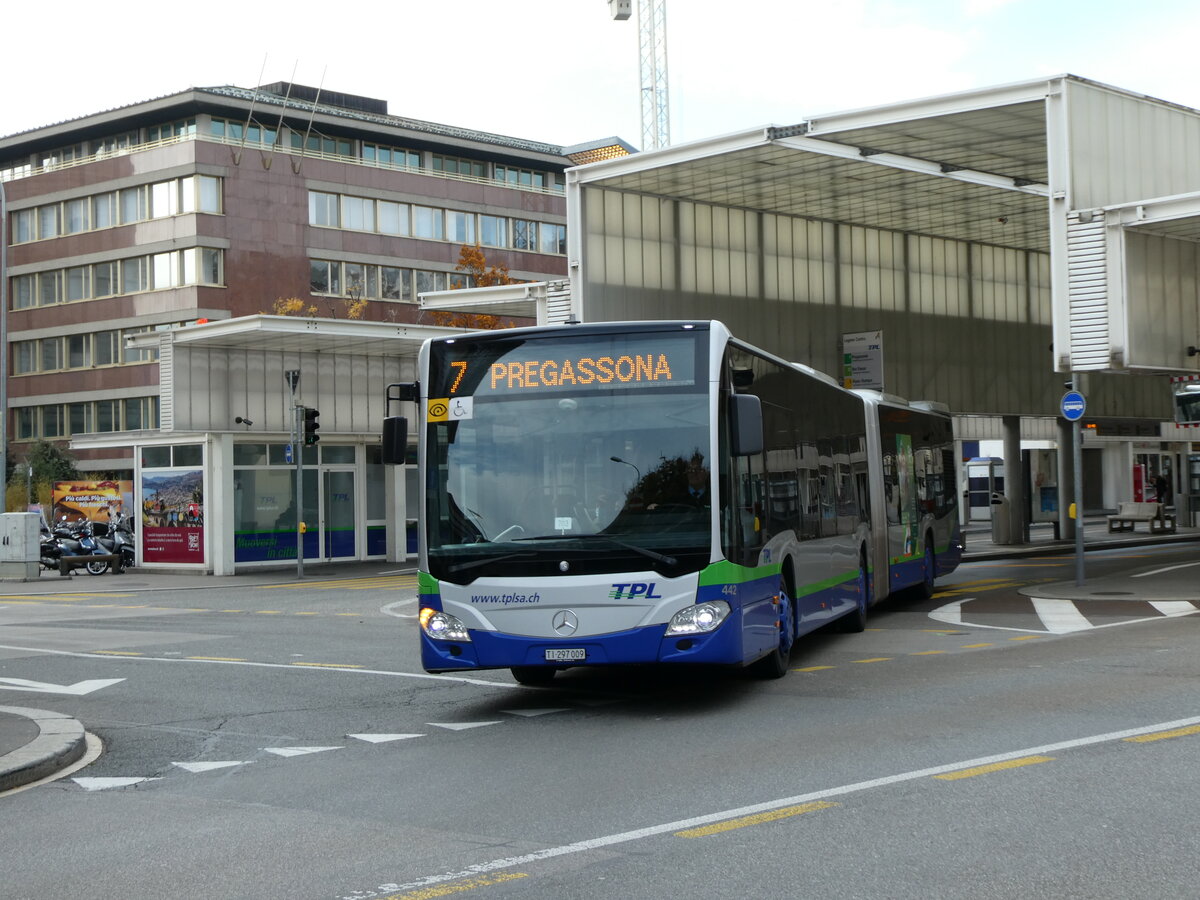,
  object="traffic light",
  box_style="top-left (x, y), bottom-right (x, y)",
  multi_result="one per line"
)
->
top-left (303, 407), bottom-right (320, 445)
